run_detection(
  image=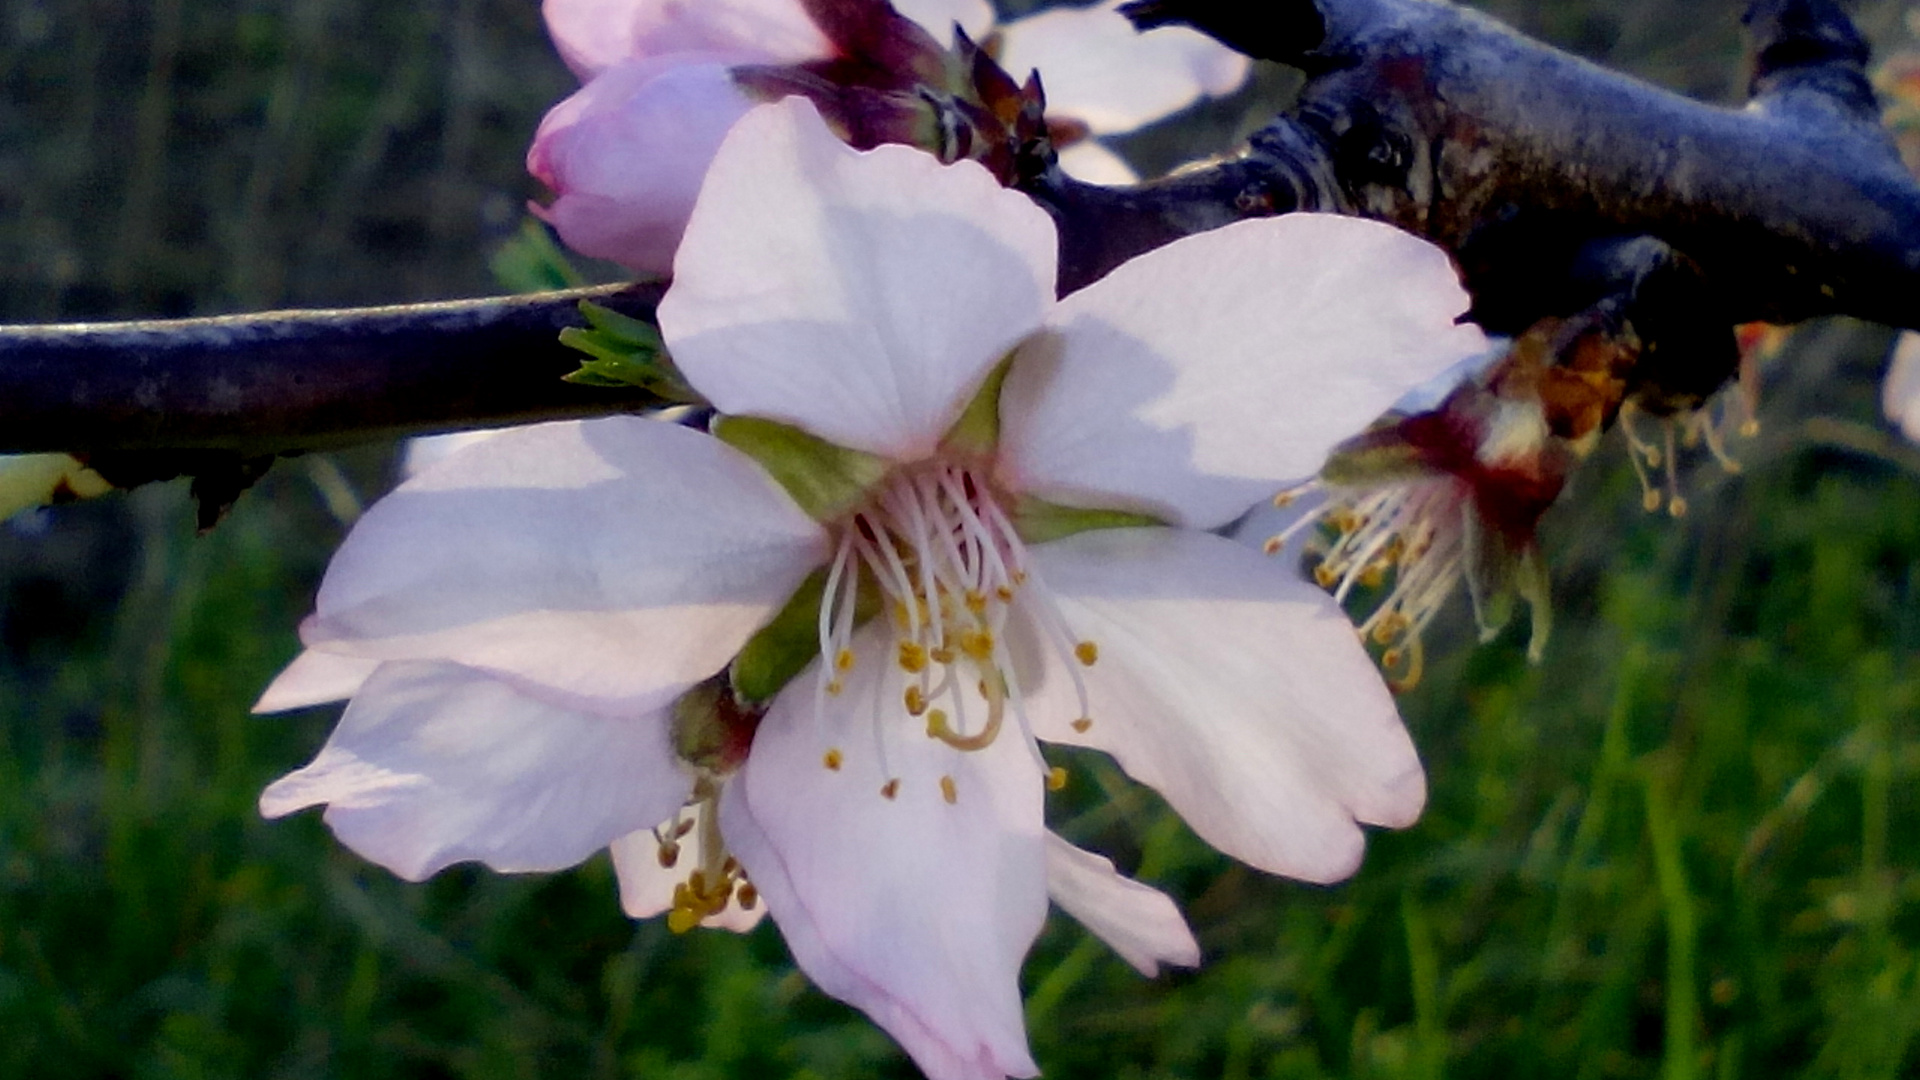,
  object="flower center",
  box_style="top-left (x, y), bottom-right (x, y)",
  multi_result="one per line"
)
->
top-left (814, 461), bottom-right (1097, 800)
